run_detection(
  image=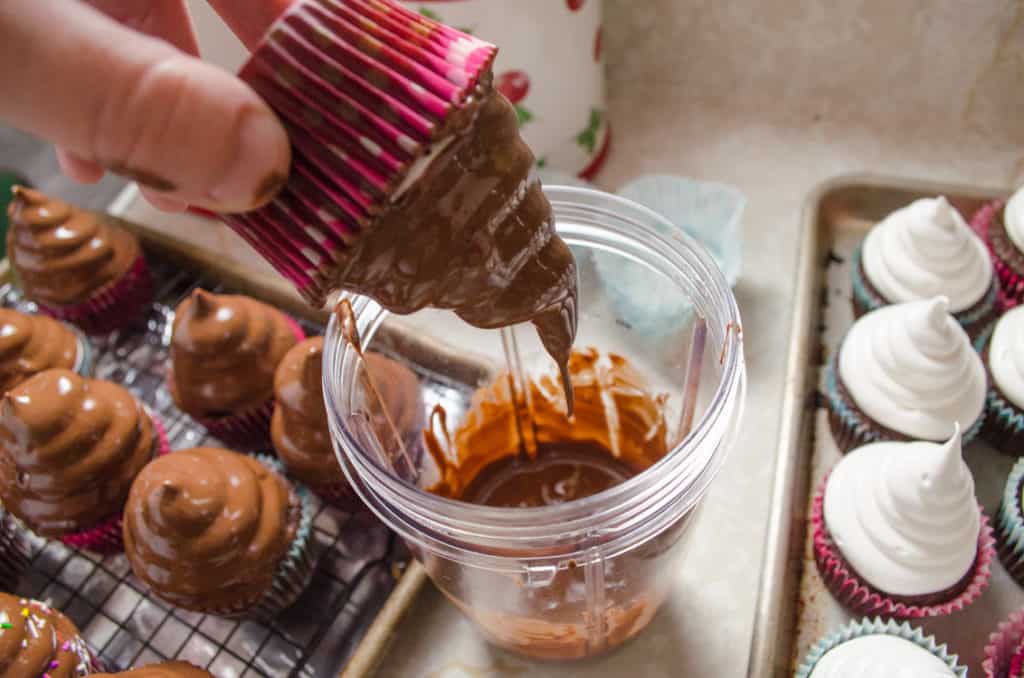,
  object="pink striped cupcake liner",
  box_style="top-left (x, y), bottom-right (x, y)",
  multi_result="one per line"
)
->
top-left (60, 413), bottom-right (170, 554)
top-left (35, 254), bottom-right (153, 335)
top-left (192, 316), bottom-right (306, 451)
top-left (811, 478), bottom-right (994, 619)
top-left (985, 608), bottom-right (1024, 678)
top-left (220, 0), bottom-right (497, 306)
top-left (973, 199), bottom-right (1024, 310)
